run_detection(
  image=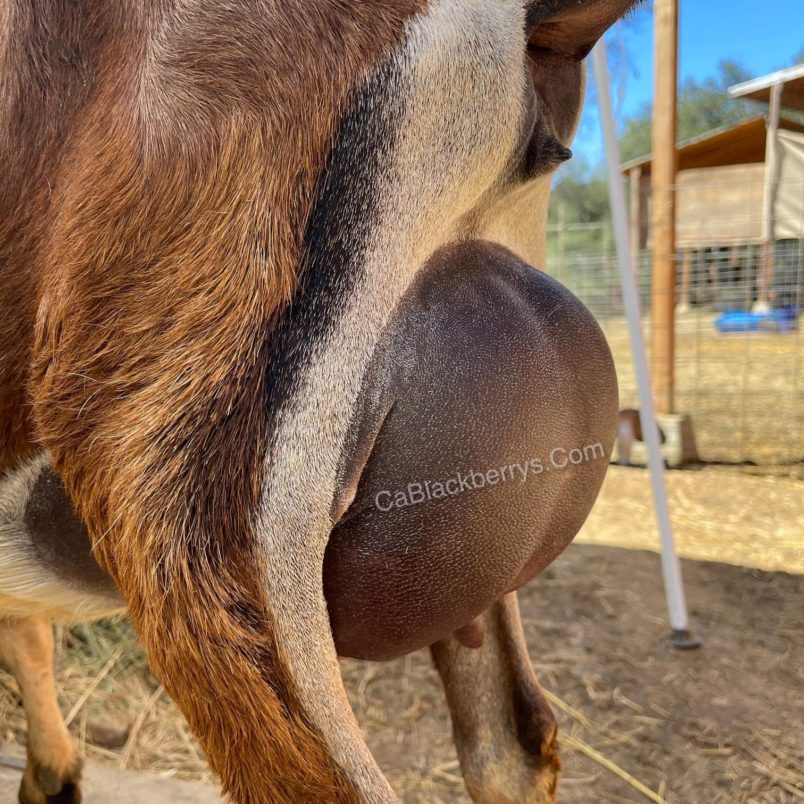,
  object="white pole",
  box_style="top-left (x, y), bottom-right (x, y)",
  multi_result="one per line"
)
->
top-left (591, 40), bottom-right (699, 647)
